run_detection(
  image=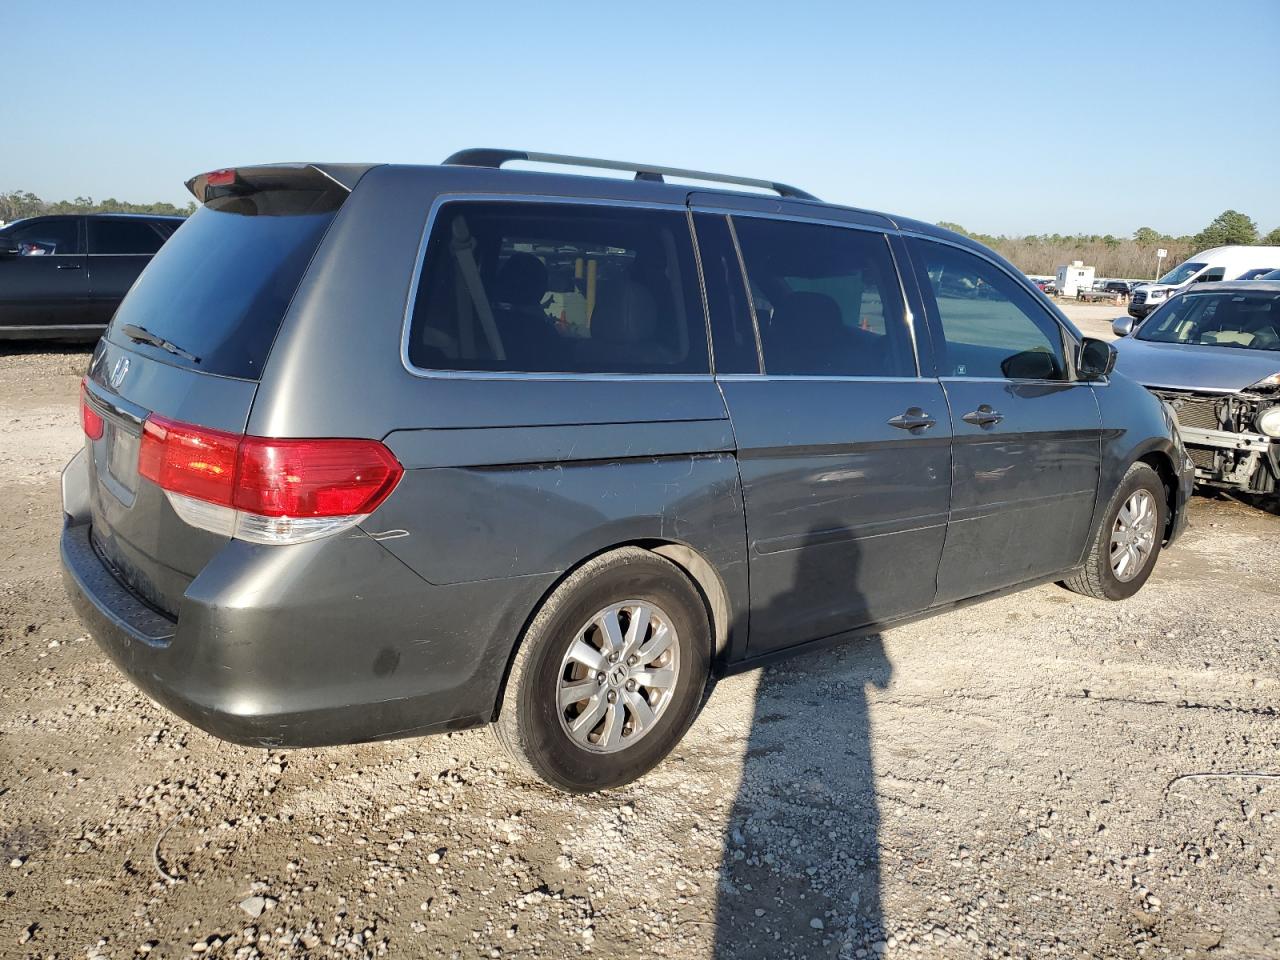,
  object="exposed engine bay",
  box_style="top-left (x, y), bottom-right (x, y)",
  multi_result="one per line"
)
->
top-left (1153, 387), bottom-right (1280, 496)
